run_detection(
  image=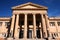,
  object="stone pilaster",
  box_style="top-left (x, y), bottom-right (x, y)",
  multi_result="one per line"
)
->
top-left (14, 14), bottom-right (19, 38)
top-left (24, 14), bottom-right (27, 39)
top-left (33, 14), bottom-right (36, 38)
